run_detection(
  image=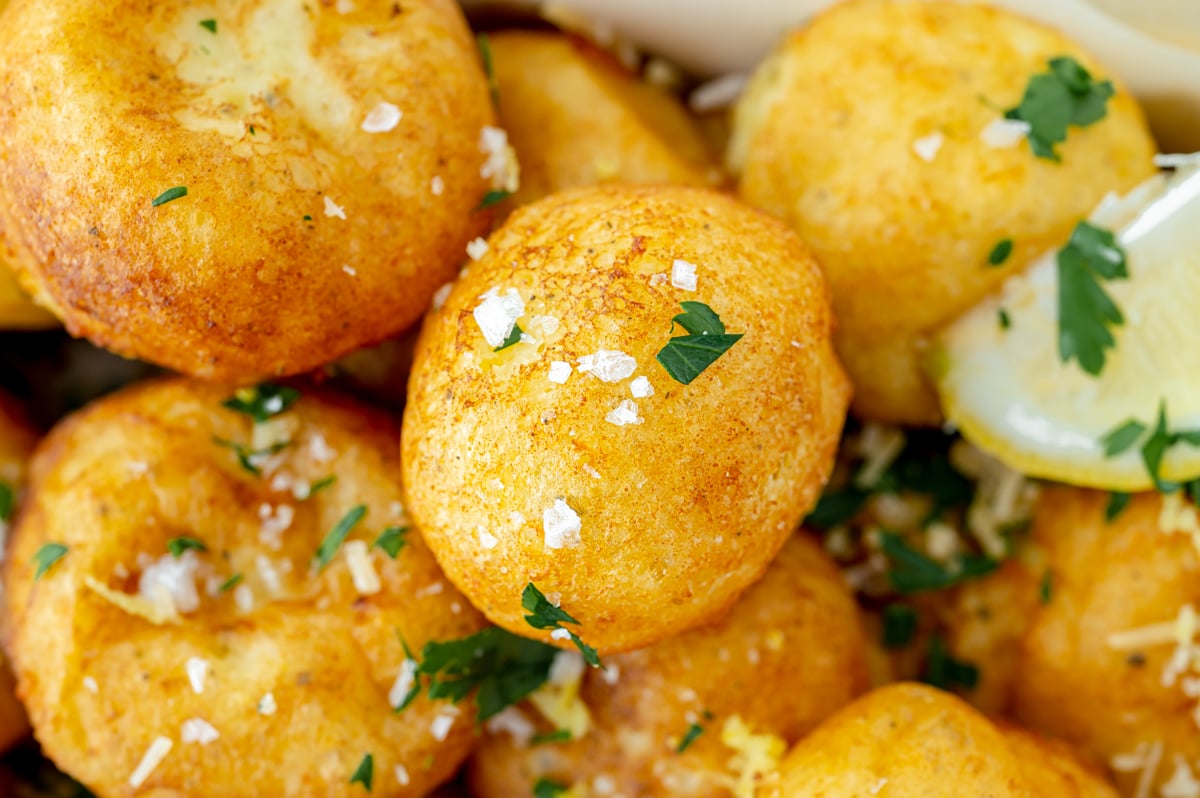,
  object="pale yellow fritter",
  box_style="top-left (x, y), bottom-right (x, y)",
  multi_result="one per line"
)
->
top-left (0, 0), bottom-right (494, 380)
top-left (402, 184), bottom-right (850, 654)
top-left (730, 0), bottom-right (1157, 425)
top-left (468, 534), bottom-right (870, 797)
top-left (3, 379), bottom-right (486, 798)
